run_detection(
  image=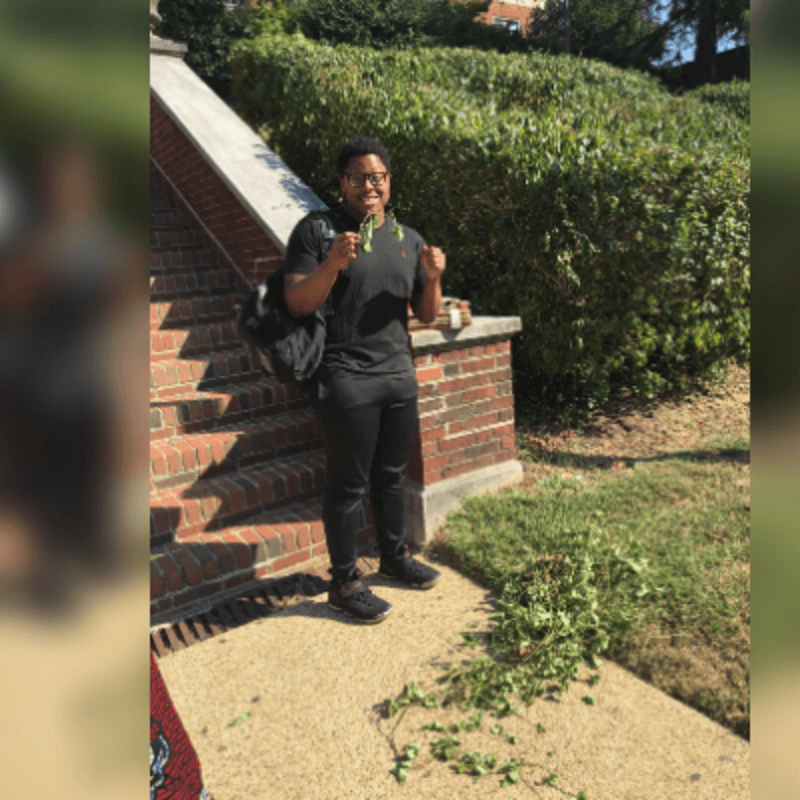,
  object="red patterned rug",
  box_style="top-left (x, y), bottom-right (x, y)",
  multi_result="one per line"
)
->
top-left (151, 652), bottom-right (214, 800)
